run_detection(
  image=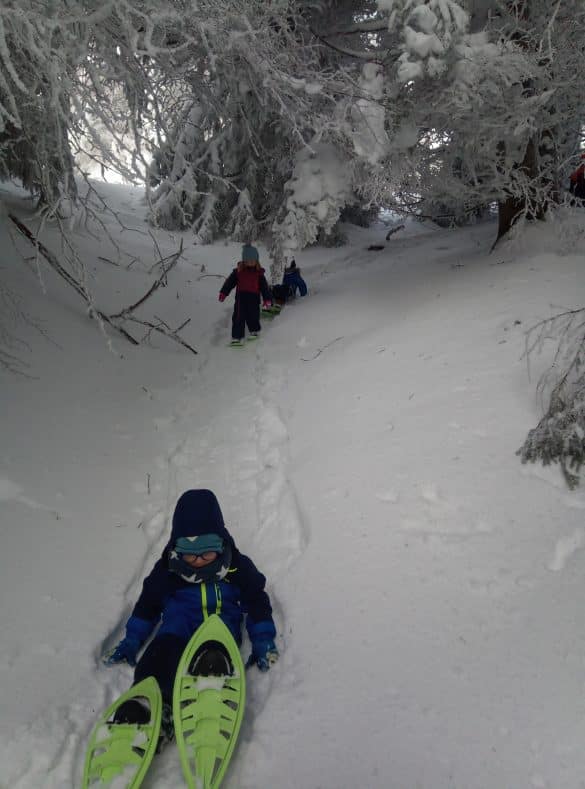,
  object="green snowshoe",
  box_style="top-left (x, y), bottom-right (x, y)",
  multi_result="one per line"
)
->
top-left (82, 676), bottom-right (162, 788)
top-left (173, 614), bottom-right (246, 789)
top-left (261, 304), bottom-right (281, 320)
